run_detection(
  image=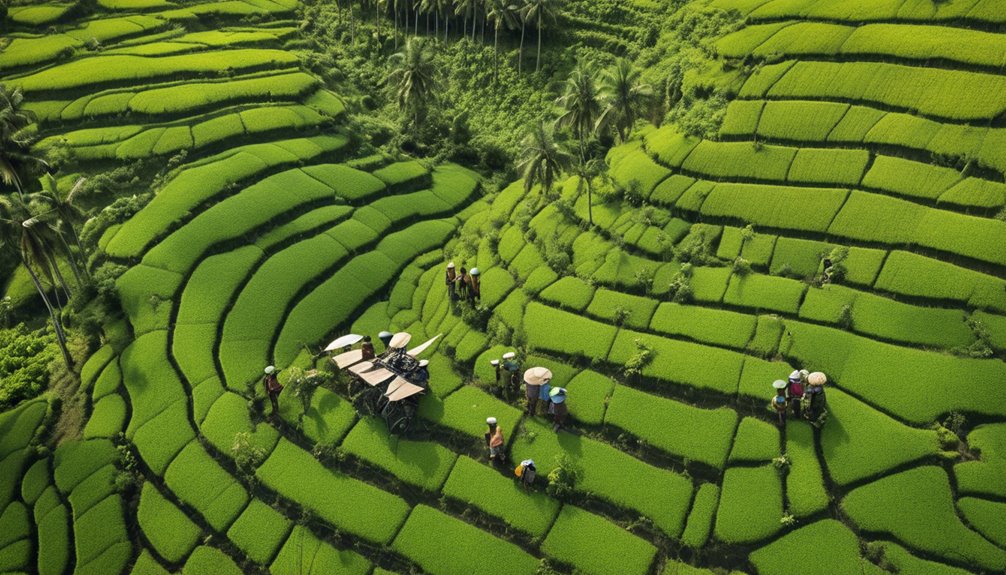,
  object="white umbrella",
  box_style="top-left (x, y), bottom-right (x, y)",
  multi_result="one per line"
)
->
top-left (389, 332), bottom-right (413, 349)
top-left (325, 333), bottom-right (363, 352)
top-left (407, 334), bottom-right (442, 357)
